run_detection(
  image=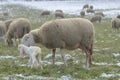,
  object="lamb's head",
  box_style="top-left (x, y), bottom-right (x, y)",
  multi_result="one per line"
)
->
top-left (21, 33), bottom-right (35, 47)
top-left (18, 44), bottom-right (26, 57)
